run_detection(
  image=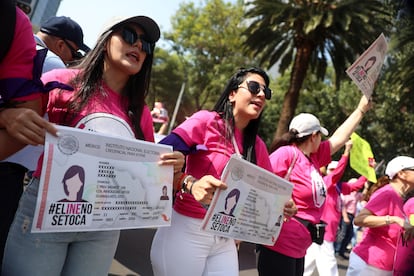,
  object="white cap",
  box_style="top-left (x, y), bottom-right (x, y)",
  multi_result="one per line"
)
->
top-left (327, 161), bottom-right (338, 170)
top-left (100, 15), bottom-right (160, 43)
top-left (289, 113), bottom-right (329, 138)
top-left (385, 156), bottom-right (414, 179)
